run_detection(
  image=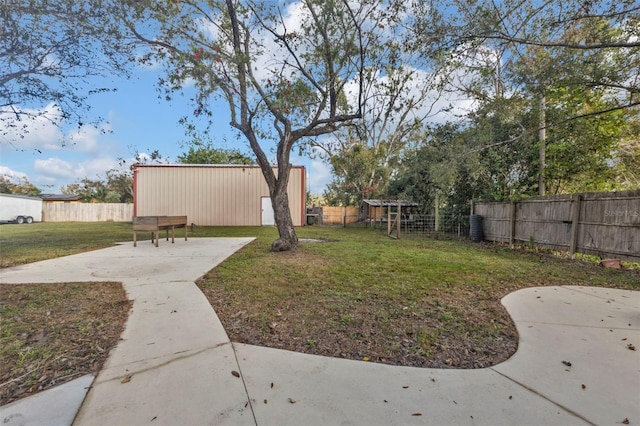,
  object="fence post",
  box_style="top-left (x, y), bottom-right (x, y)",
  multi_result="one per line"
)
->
top-left (435, 193), bottom-right (440, 232)
top-left (509, 201), bottom-right (516, 247)
top-left (569, 194), bottom-right (582, 257)
top-left (342, 207), bottom-right (346, 228)
top-left (397, 200), bottom-right (401, 239)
